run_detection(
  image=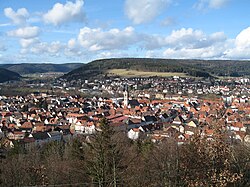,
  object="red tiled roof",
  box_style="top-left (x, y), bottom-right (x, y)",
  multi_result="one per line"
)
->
top-left (231, 122), bottom-right (244, 128)
top-left (21, 122), bottom-right (32, 128)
